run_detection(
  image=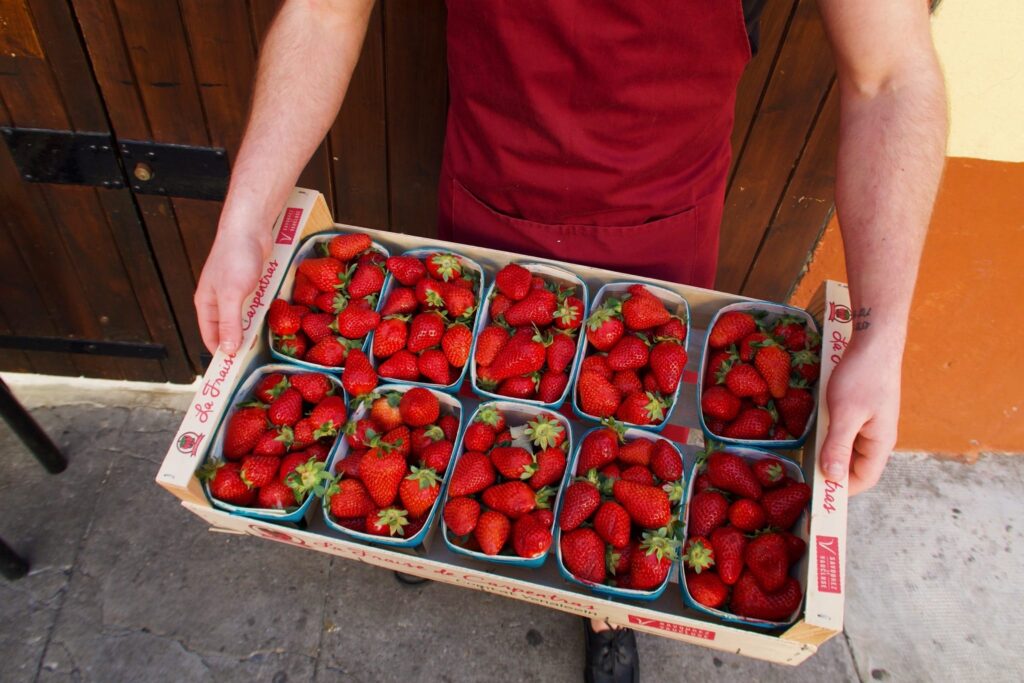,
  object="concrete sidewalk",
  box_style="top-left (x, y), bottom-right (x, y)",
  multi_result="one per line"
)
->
top-left (0, 386), bottom-right (1020, 682)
